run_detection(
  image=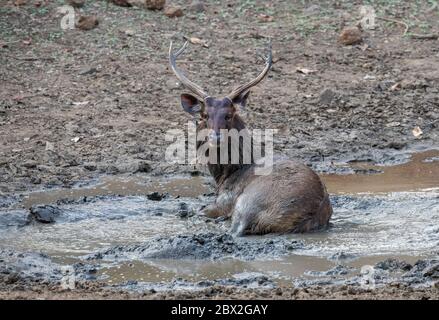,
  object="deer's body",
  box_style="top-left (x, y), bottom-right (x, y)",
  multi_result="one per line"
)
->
top-left (200, 123), bottom-right (332, 236)
top-left (169, 40), bottom-right (332, 236)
